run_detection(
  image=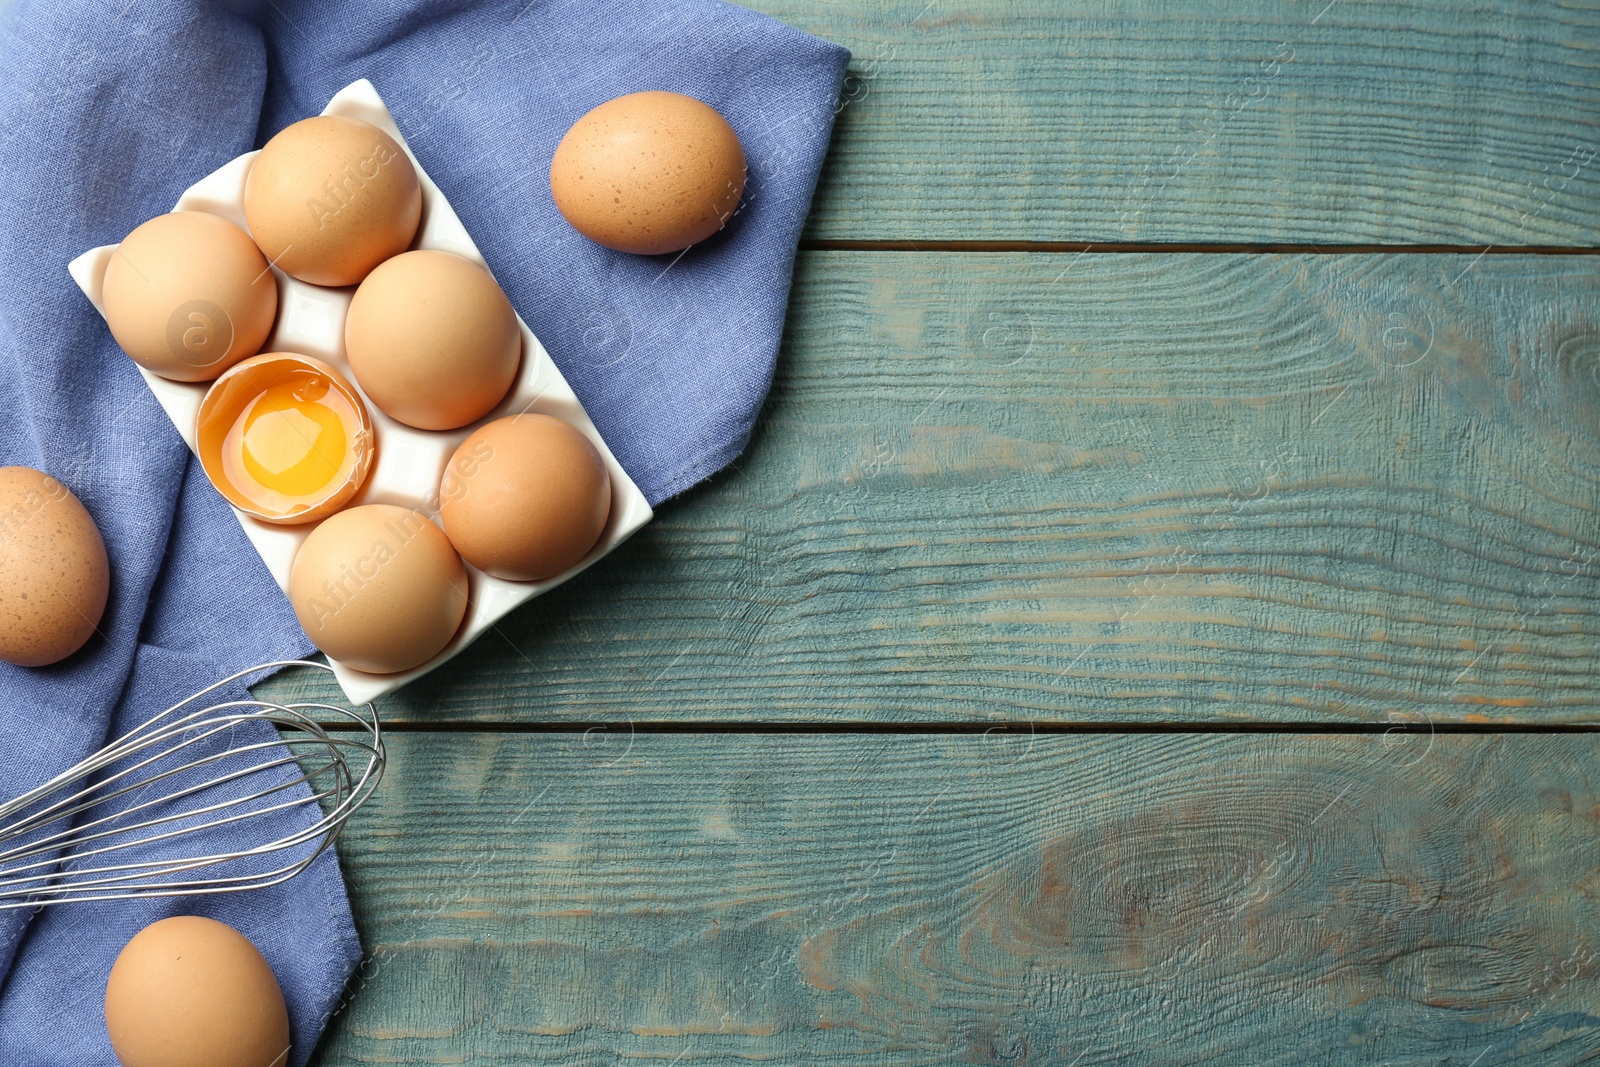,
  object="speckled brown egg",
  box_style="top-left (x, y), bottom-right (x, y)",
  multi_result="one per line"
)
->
top-left (549, 91), bottom-right (746, 255)
top-left (344, 250), bottom-right (521, 430)
top-left (439, 414), bottom-right (611, 582)
top-left (105, 916), bottom-right (290, 1067)
top-left (0, 467), bottom-right (109, 667)
top-left (288, 504), bottom-right (469, 674)
top-left (244, 115), bottom-right (421, 287)
top-left (101, 212), bottom-right (278, 382)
